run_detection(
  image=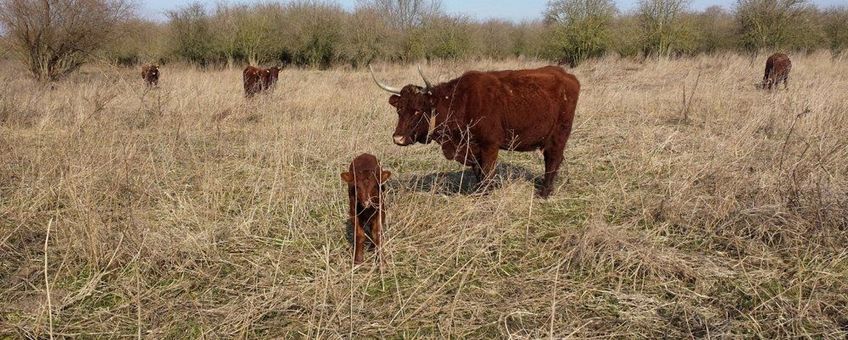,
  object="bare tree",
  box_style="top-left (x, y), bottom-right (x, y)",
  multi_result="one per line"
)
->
top-left (735, 0), bottom-right (815, 51)
top-left (356, 0), bottom-right (442, 30)
top-left (544, 0), bottom-right (617, 66)
top-left (638, 0), bottom-right (691, 57)
top-left (0, 0), bottom-right (133, 81)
